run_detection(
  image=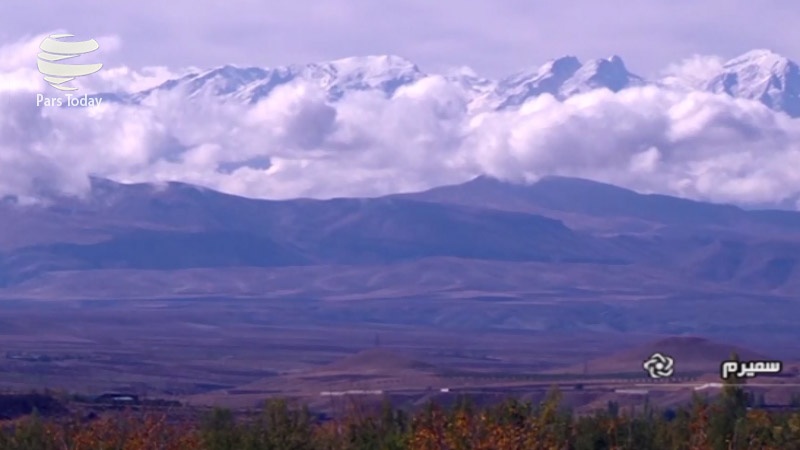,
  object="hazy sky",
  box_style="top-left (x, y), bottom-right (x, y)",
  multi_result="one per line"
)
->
top-left (2, 0), bottom-right (799, 76)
